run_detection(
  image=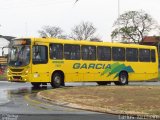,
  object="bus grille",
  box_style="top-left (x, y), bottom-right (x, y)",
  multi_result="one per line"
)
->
top-left (10, 69), bottom-right (23, 72)
top-left (13, 76), bottom-right (22, 80)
